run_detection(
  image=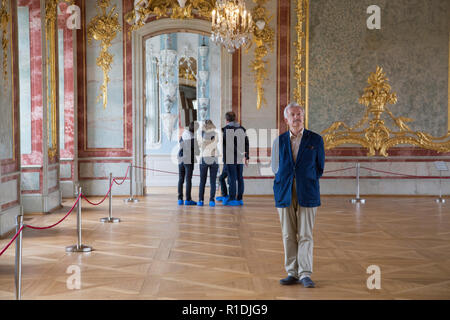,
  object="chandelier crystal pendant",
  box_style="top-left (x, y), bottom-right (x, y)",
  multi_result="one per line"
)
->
top-left (211, 0), bottom-right (254, 53)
